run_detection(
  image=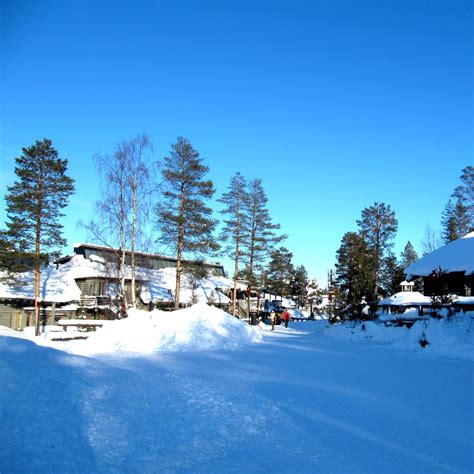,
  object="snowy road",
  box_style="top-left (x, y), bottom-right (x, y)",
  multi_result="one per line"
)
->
top-left (1, 322), bottom-right (473, 473)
